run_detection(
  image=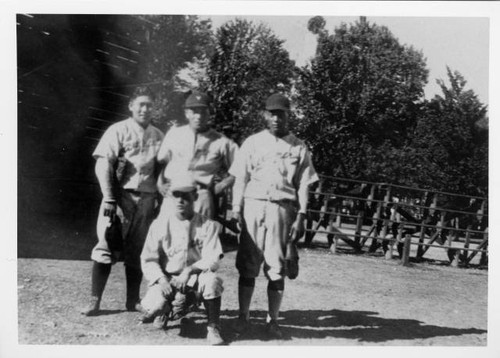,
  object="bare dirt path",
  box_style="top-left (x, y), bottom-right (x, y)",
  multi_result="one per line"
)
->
top-left (17, 244), bottom-right (487, 346)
